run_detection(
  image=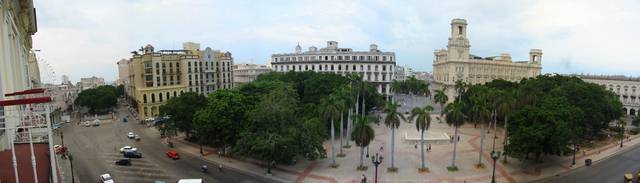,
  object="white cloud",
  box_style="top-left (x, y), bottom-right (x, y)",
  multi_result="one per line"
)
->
top-left (32, 0), bottom-right (640, 82)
